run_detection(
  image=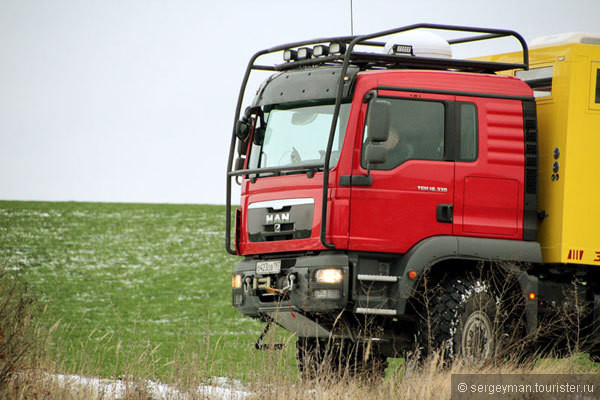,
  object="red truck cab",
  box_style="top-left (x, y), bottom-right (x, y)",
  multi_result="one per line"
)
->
top-left (237, 69), bottom-right (534, 257)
